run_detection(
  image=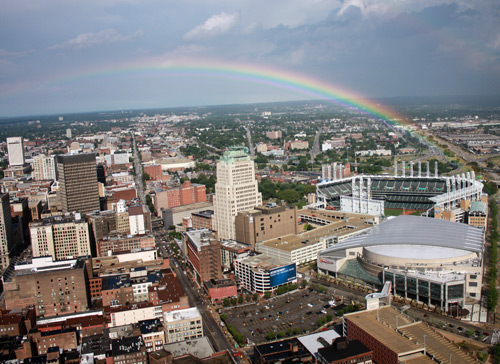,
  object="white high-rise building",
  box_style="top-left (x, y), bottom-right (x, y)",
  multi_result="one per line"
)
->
top-left (32, 154), bottom-right (56, 181)
top-left (213, 146), bottom-right (262, 240)
top-left (6, 137), bottom-right (24, 167)
top-left (30, 214), bottom-right (91, 261)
